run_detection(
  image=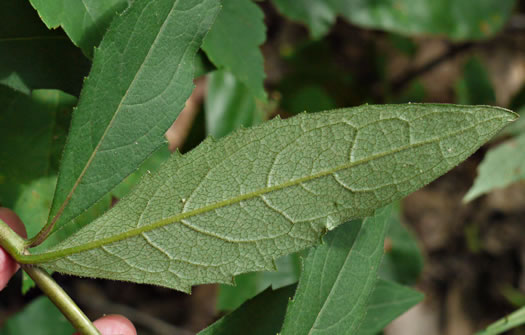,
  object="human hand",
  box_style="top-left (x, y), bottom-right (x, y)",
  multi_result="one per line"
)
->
top-left (0, 208), bottom-right (137, 335)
